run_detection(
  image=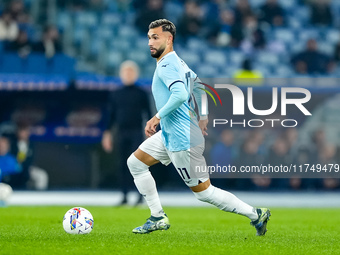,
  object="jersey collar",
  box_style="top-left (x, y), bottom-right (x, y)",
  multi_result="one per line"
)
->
top-left (157, 51), bottom-right (176, 65)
